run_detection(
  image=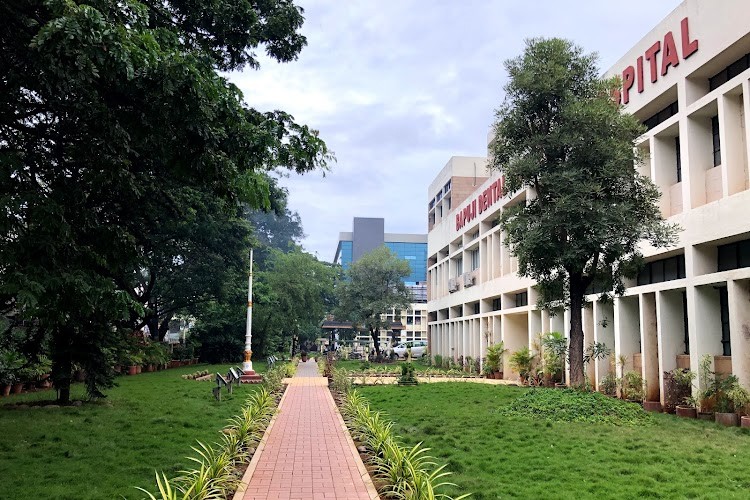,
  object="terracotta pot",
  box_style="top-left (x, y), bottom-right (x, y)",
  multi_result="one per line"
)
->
top-left (12, 383), bottom-right (24, 394)
top-left (1, 384), bottom-right (10, 396)
top-left (113, 365), bottom-right (121, 374)
top-left (741, 416), bottom-right (750, 428)
top-left (146, 364), bottom-right (155, 372)
top-left (128, 365), bottom-right (138, 376)
top-left (136, 366), bottom-right (142, 374)
top-left (697, 411), bottom-right (714, 421)
top-left (675, 406), bottom-right (697, 418)
top-left (715, 412), bottom-right (739, 427)
top-left (643, 401), bottom-right (663, 413)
